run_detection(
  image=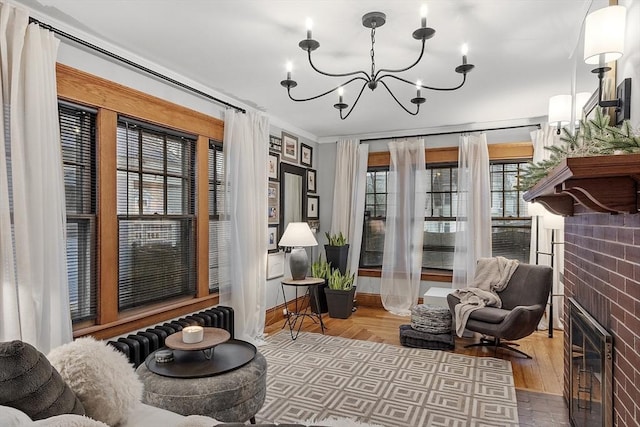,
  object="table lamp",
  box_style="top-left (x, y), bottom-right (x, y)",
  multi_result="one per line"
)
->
top-left (278, 222), bottom-right (318, 280)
